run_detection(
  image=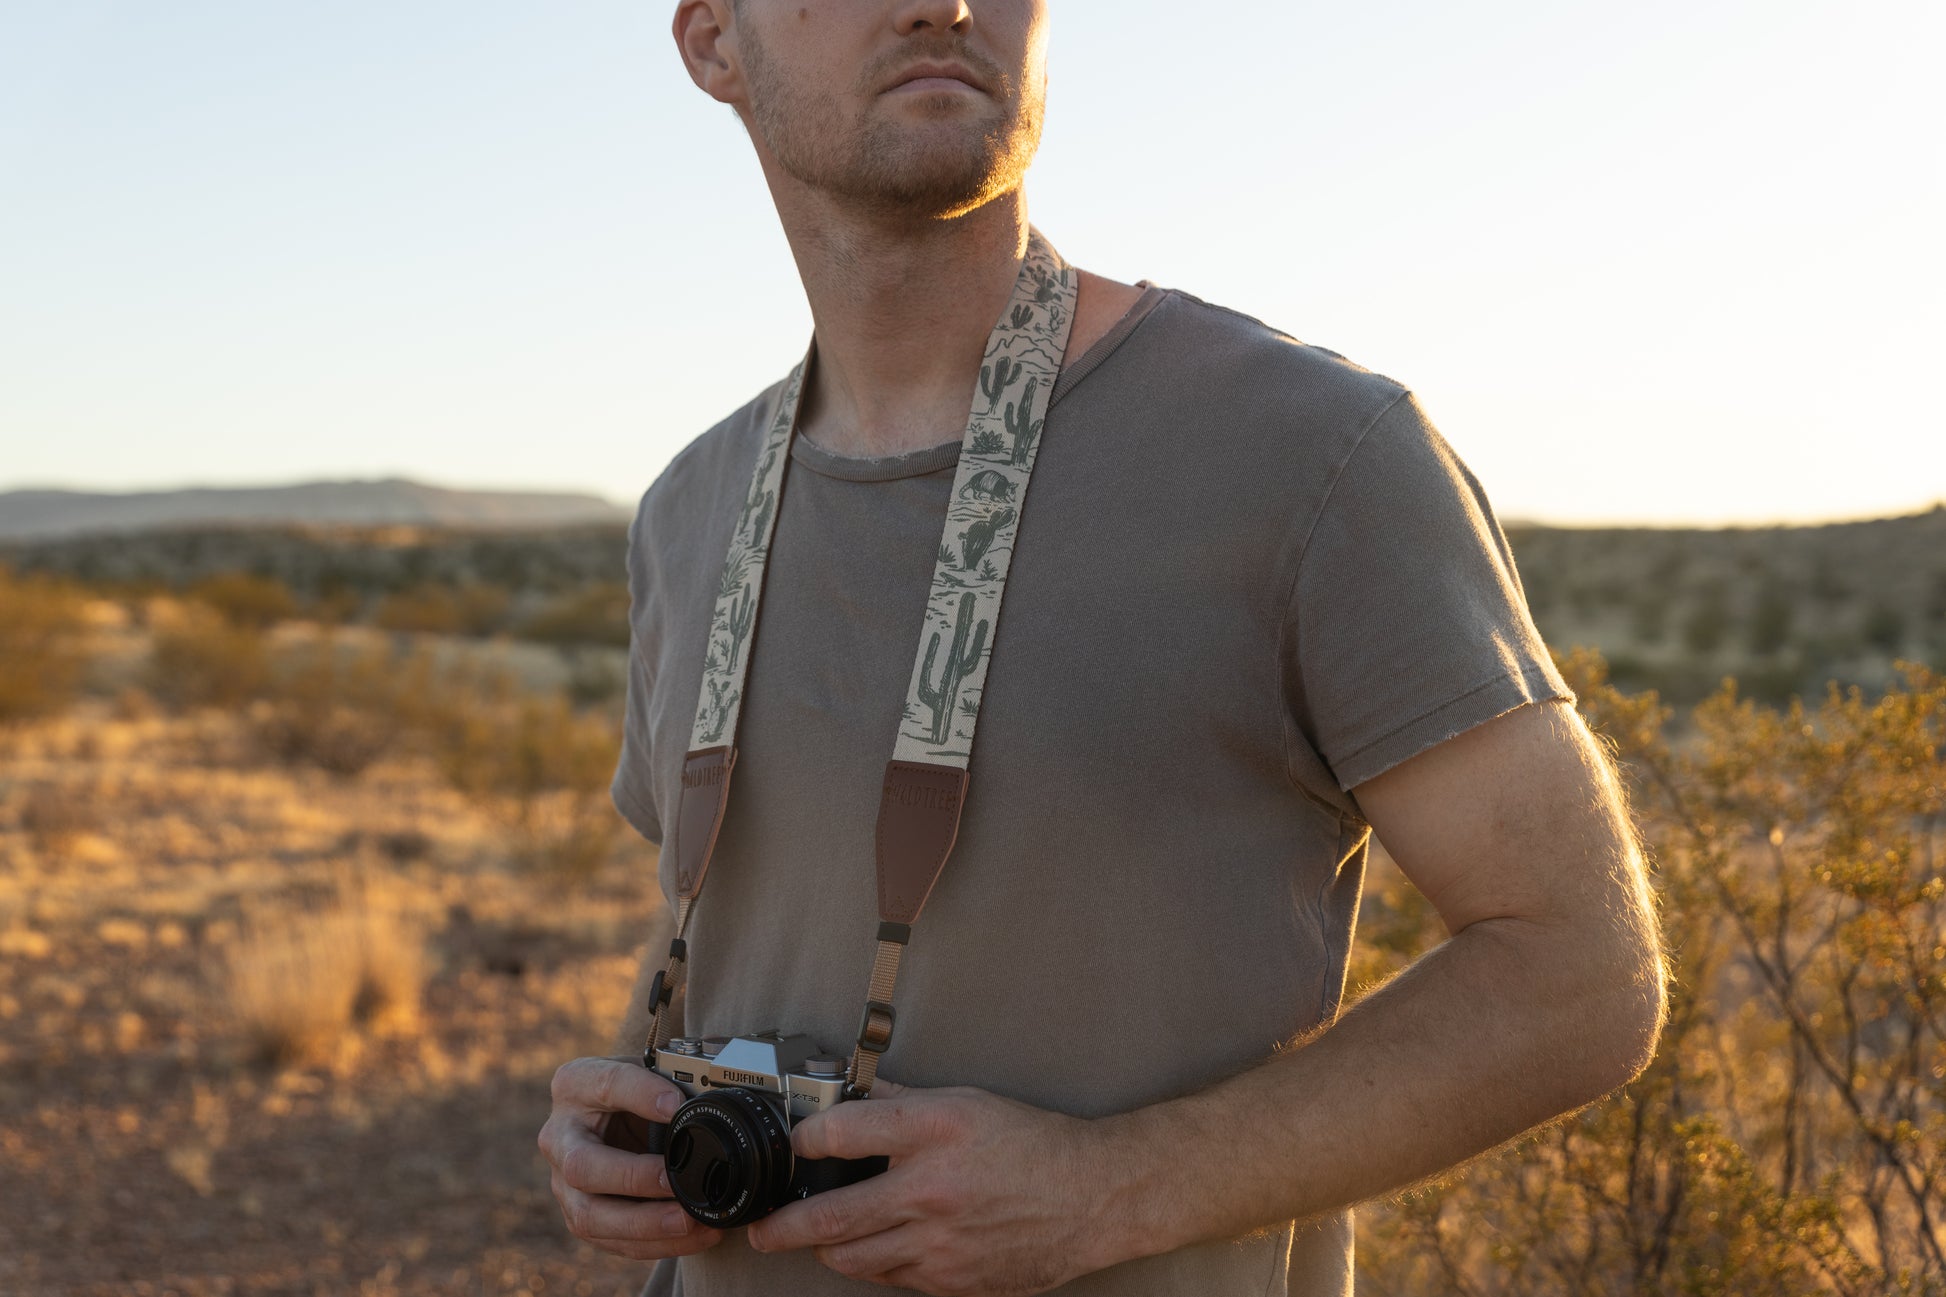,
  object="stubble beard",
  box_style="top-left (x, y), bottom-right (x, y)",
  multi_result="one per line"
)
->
top-left (741, 29), bottom-right (1045, 221)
